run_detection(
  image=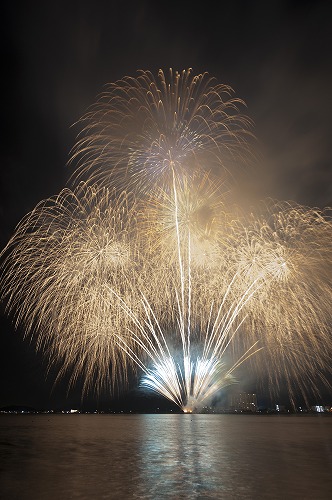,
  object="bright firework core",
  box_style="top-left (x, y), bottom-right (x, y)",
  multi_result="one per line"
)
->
top-left (0, 69), bottom-right (331, 412)
top-left (139, 351), bottom-right (240, 413)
